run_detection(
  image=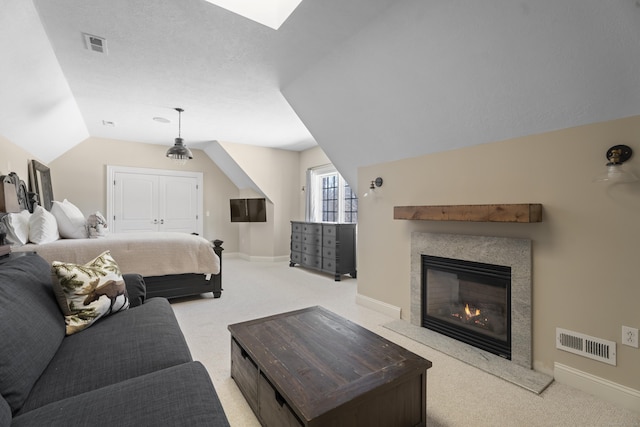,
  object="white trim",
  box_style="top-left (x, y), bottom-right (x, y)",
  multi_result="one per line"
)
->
top-left (554, 362), bottom-right (640, 414)
top-left (356, 294), bottom-right (402, 319)
top-left (106, 165), bottom-right (203, 235)
top-left (237, 254), bottom-right (290, 262)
